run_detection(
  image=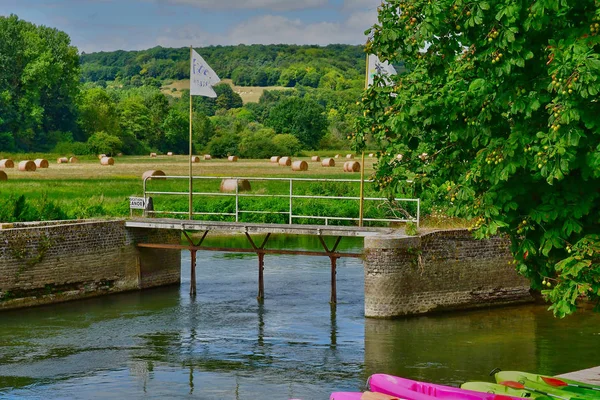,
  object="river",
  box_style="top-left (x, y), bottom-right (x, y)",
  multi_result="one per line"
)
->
top-left (0, 235), bottom-right (599, 399)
